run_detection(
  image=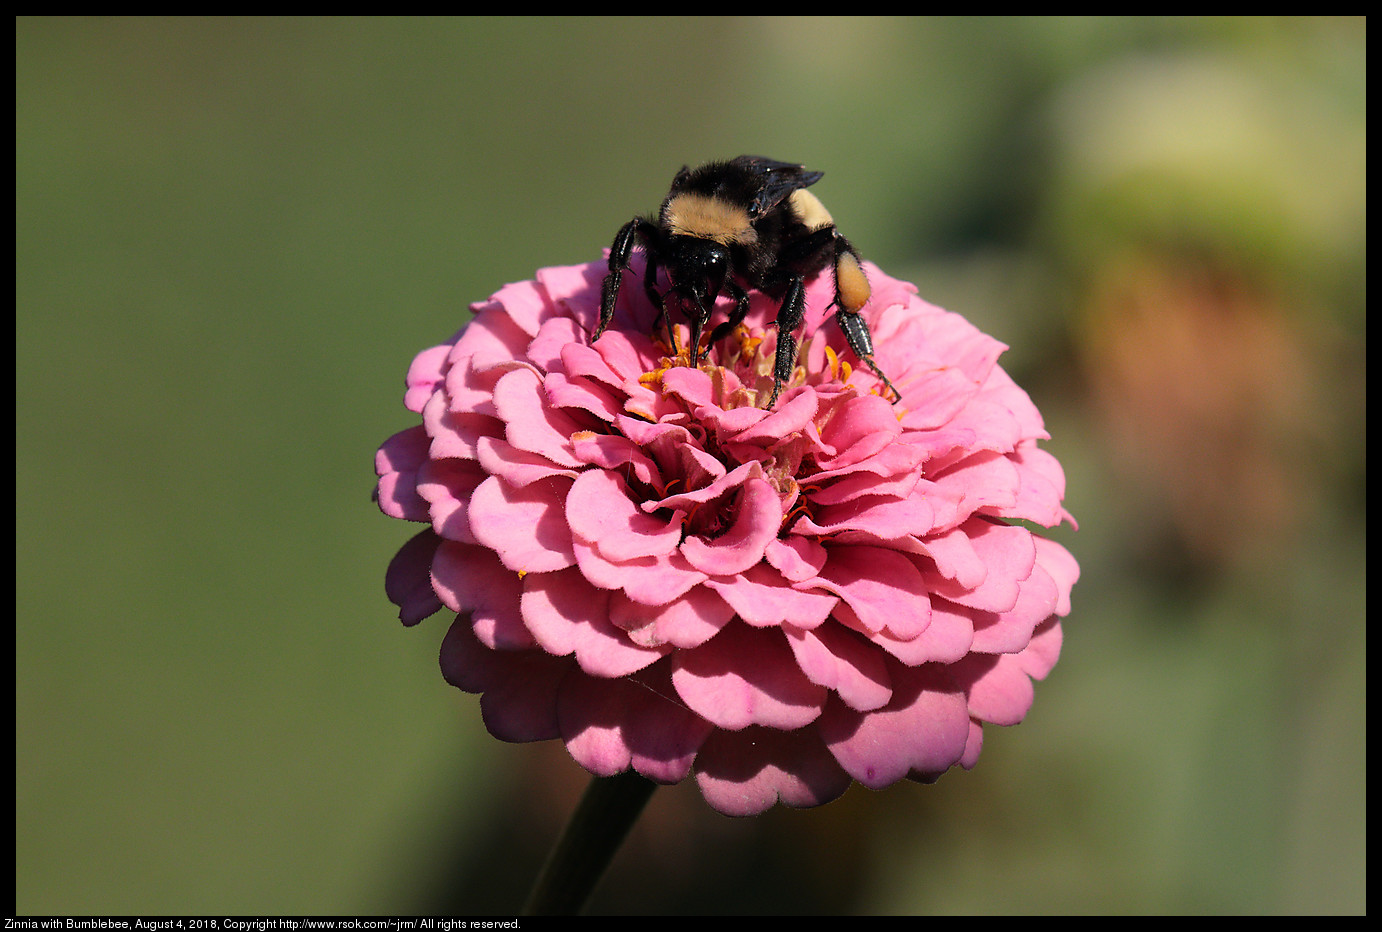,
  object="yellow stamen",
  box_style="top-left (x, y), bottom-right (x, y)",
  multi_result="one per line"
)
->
top-left (824, 345), bottom-right (841, 380)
